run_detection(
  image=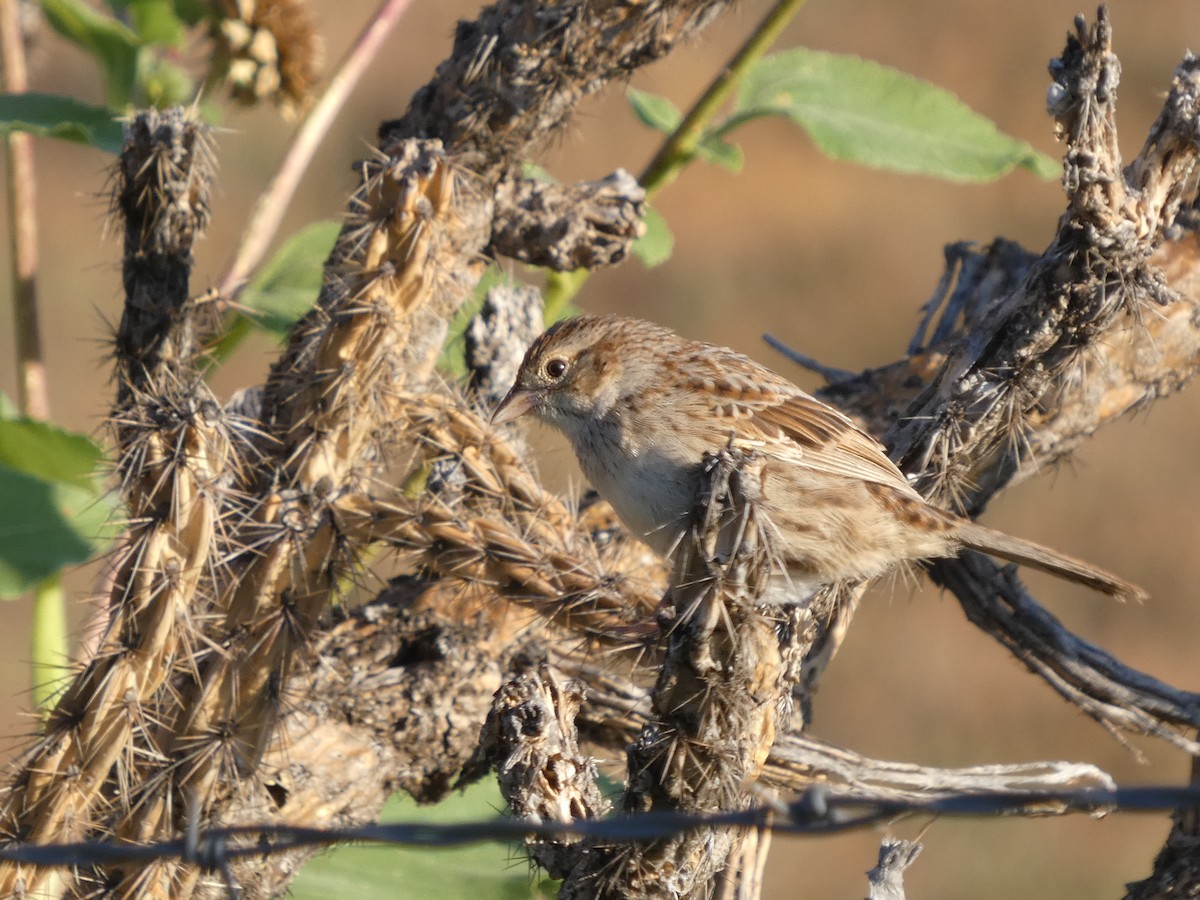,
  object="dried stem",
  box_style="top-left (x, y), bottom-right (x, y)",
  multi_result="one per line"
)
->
top-left (0, 0), bottom-right (47, 421)
top-left (469, 662), bottom-right (611, 880)
top-left (490, 170), bottom-right (646, 271)
top-left (112, 141), bottom-right (475, 898)
top-left (350, 391), bottom-right (662, 647)
top-left (867, 840), bottom-right (922, 900)
top-left (934, 555), bottom-right (1200, 753)
top-left (888, 9), bottom-right (1185, 514)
